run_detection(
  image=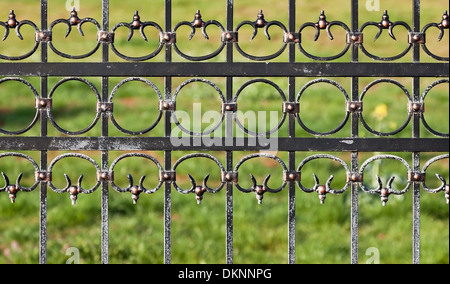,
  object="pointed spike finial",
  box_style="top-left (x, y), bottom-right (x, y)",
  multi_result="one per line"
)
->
top-left (440, 10), bottom-right (449, 29)
top-left (317, 10), bottom-right (329, 29)
top-left (130, 186), bottom-right (141, 205)
top-left (131, 11), bottom-right (142, 29)
top-left (192, 9), bottom-right (205, 28)
top-left (69, 8), bottom-right (81, 25)
top-left (255, 10), bottom-right (267, 28)
top-left (195, 186), bottom-right (206, 205)
top-left (7, 10), bottom-right (19, 28)
top-left (69, 186), bottom-right (80, 205)
top-left (8, 185), bottom-right (18, 204)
